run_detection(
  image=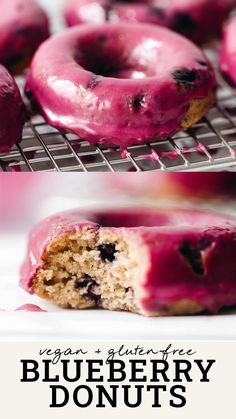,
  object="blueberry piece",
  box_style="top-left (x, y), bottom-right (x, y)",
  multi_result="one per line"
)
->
top-left (149, 7), bottom-right (165, 19)
top-left (132, 95), bottom-right (145, 112)
top-left (97, 34), bottom-right (108, 43)
top-left (179, 238), bottom-right (212, 275)
top-left (87, 76), bottom-right (101, 90)
top-left (62, 278), bottom-right (70, 285)
top-left (103, 4), bottom-right (112, 21)
top-left (43, 279), bottom-right (55, 286)
top-left (7, 53), bottom-right (23, 67)
top-left (87, 285), bottom-right (101, 303)
top-left (197, 60), bottom-right (208, 67)
top-left (74, 275), bottom-right (101, 303)
top-left (74, 274), bottom-right (94, 289)
top-left (198, 237), bottom-right (212, 250)
top-left (172, 68), bottom-right (199, 84)
top-left (97, 243), bottom-right (117, 262)
top-left (171, 13), bottom-right (196, 37)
